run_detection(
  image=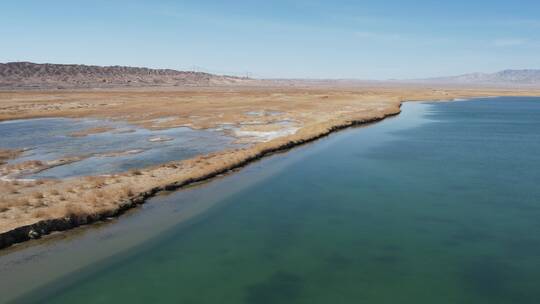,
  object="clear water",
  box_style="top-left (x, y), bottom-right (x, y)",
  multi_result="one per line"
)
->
top-left (6, 97), bottom-right (540, 303)
top-left (0, 118), bottom-right (239, 178)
